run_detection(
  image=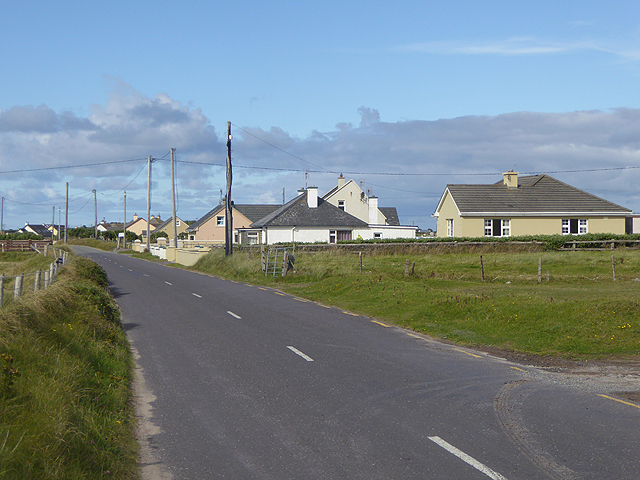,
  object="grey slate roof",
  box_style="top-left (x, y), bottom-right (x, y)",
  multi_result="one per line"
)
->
top-left (379, 207), bottom-right (400, 225)
top-left (251, 191), bottom-right (368, 228)
top-left (186, 204), bottom-right (281, 231)
top-left (445, 175), bottom-right (631, 216)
